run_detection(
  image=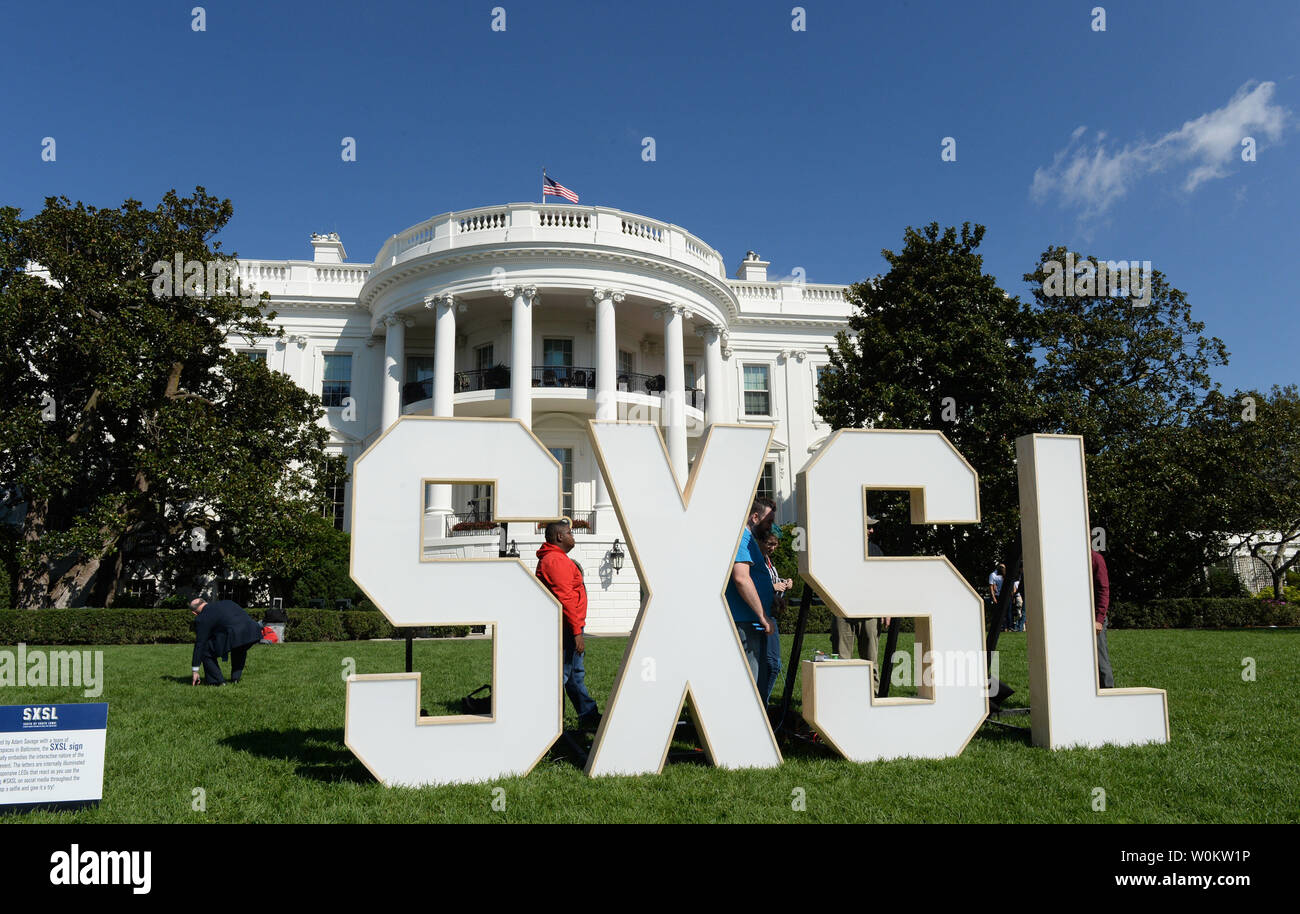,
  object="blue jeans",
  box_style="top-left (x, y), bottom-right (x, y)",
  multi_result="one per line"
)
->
top-left (736, 623), bottom-right (777, 703)
top-left (736, 623), bottom-right (762, 683)
top-left (563, 629), bottom-right (598, 720)
top-left (760, 618), bottom-right (781, 705)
